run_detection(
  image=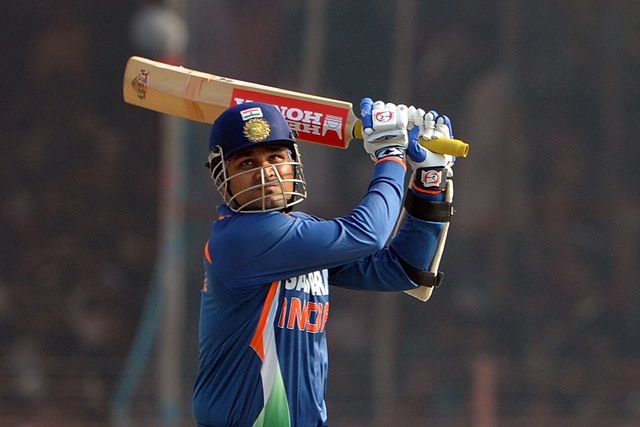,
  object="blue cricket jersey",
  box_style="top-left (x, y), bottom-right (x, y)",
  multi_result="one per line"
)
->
top-left (193, 159), bottom-right (444, 427)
